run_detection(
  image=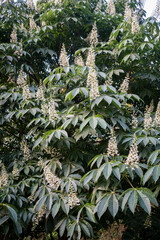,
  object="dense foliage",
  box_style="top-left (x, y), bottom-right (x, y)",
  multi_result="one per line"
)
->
top-left (0, 0), bottom-right (160, 239)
